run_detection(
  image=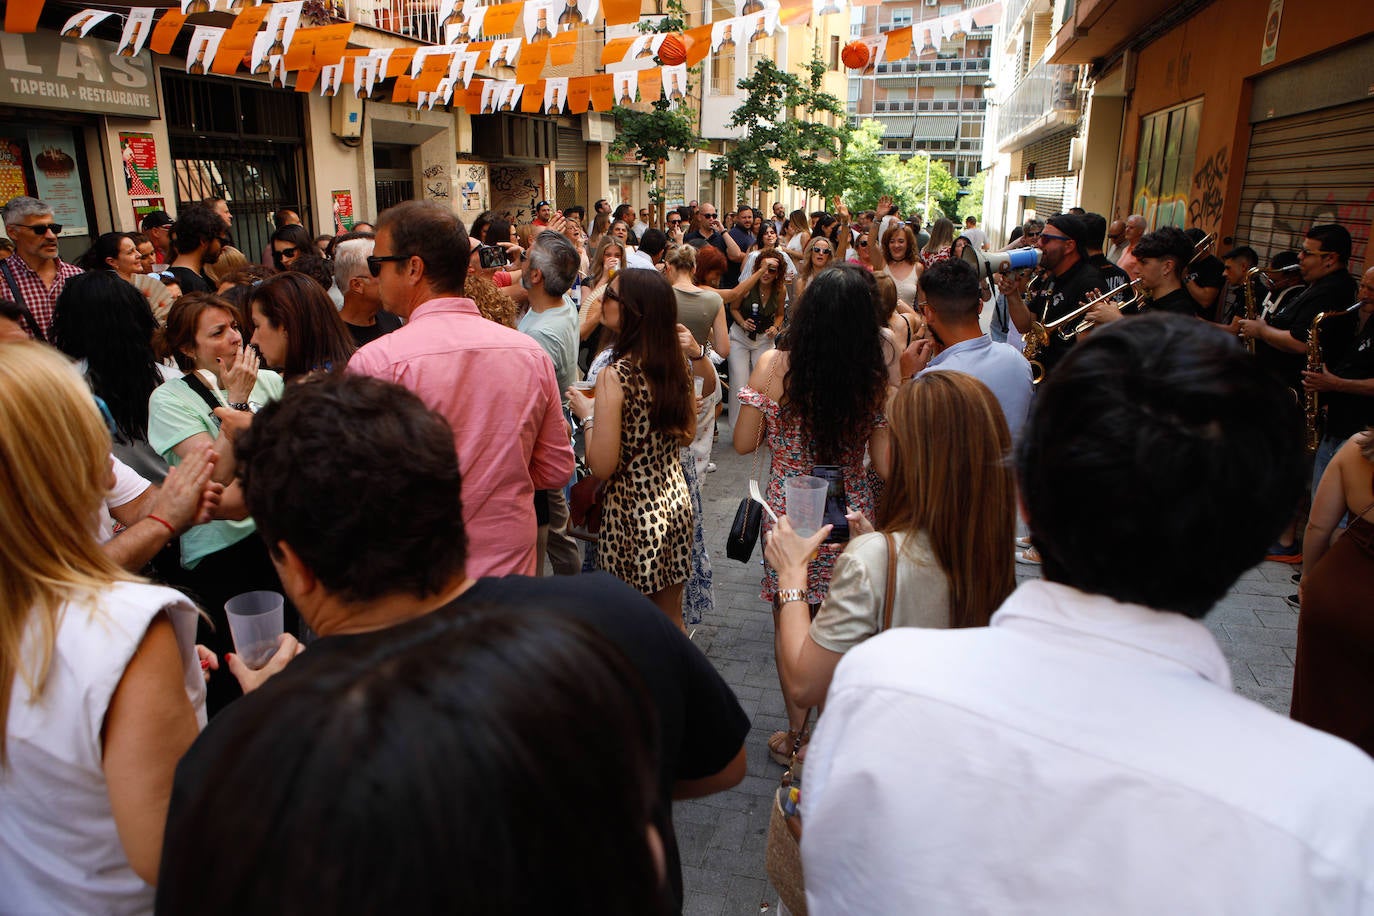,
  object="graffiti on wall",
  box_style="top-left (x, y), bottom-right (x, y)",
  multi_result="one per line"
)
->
top-left (489, 164), bottom-right (541, 223)
top-left (1242, 183), bottom-right (1373, 273)
top-left (1188, 146), bottom-right (1228, 230)
top-left (422, 162), bottom-right (450, 201)
top-left (1132, 188), bottom-right (1189, 229)
top-left (456, 161), bottom-right (487, 215)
